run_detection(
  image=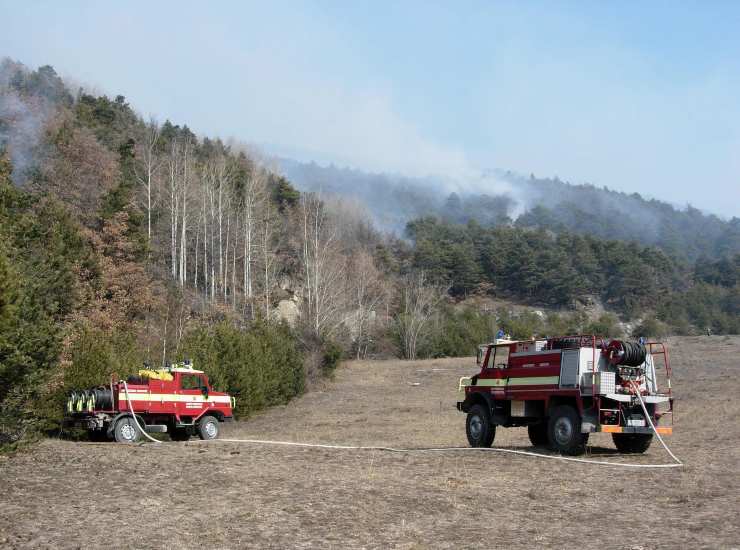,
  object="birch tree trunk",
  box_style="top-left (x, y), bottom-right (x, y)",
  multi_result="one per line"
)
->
top-left (243, 167), bottom-right (265, 312)
top-left (179, 142), bottom-right (189, 286)
top-left (299, 193), bottom-right (347, 338)
top-left (224, 205), bottom-right (230, 301)
top-left (168, 140), bottom-right (180, 281)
